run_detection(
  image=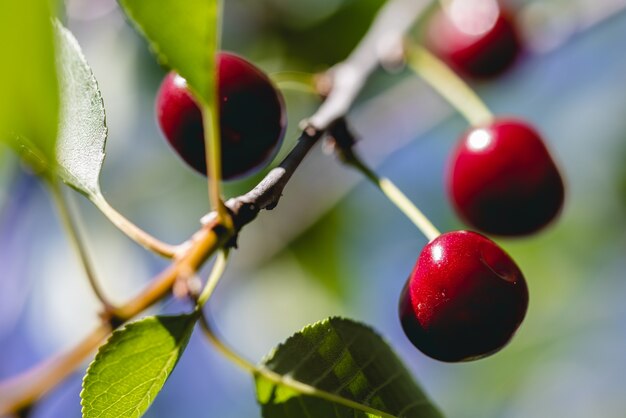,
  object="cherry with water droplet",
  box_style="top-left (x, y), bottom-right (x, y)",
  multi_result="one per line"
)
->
top-left (399, 230), bottom-right (528, 362)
